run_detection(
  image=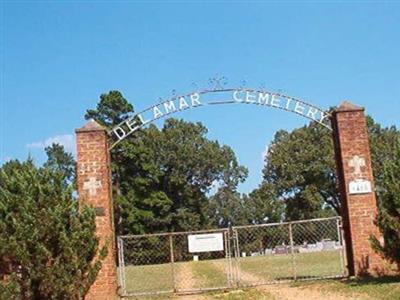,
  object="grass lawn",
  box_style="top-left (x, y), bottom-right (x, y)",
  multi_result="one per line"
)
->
top-left (293, 250), bottom-right (344, 278)
top-left (237, 250), bottom-right (344, 283)
top-left (120, 263), bottom-right (174, 294)
top-left (190, 260), bottom-right (229, 288)
top-left (121, 259), bottom-right (230, 295)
